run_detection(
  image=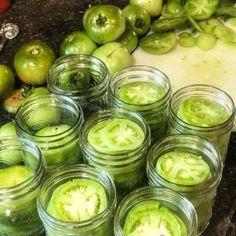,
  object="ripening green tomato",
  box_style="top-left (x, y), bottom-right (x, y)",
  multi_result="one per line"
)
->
top-left (14, 40), bottom-right (56, 85)
top-left (3, 86), bottom-right (49, 113)
top-left (130, 0), bottom-right (163, 17)
top-left (83, 5), bottom-right (126, 44)
top-left (59, 31), bottom-right (97, 56)
top-left (0, 64), bottom-right (15, 99)
top-left (123, 4), bottom-right (151, 36)
top-left (92, 42), bottom-right (132, 76)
